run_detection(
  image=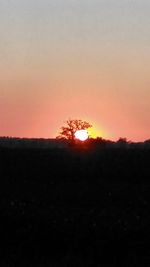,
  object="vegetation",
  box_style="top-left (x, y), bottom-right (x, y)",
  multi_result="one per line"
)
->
top-left (57, 119), bottom-right (92, 141)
